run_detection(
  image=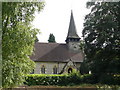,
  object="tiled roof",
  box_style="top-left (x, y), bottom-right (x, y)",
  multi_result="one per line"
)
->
top-left (30, 42), bottom-right (84, 62)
